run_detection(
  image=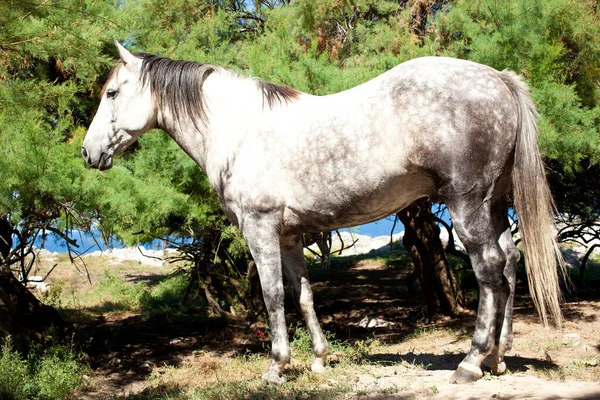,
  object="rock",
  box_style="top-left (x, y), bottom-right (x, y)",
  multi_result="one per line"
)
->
top-left (107, 357), bottom-right (121, 367)
top-left (562, 333), bottom-right (581, 346)
top-left (140, 362), bottom-right (154, 371)
top-left (169, 337), bottom-right (184, 345)
top-left (357, 316), bottom-right (396, 329)
top-left (26, 280), bottom-right (50, 292)
top-left (83, 246), bottom-right (176, 266)
top-left (35, 248), bottom-right (58, 262)
top-left (582, 344), bottom-right (590, 352)
top-left (357, 374), bottom-right (377, 388)
top-left (306, 231), bottom-right (405, 256)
